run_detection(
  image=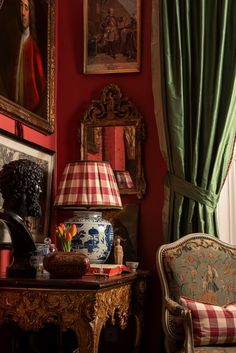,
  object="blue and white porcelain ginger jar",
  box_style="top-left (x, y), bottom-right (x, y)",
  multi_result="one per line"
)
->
top-left (66, 211), bottom-right (113, 264)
